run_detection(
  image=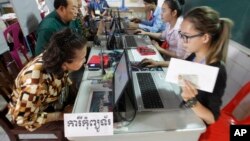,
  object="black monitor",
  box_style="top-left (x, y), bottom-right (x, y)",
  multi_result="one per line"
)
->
top-left (113, 52), bottom-right (129, 107)
top-left (113, 50), bottom-right (137, 122)
top-left (113, 50), bottom-right (137, 109)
